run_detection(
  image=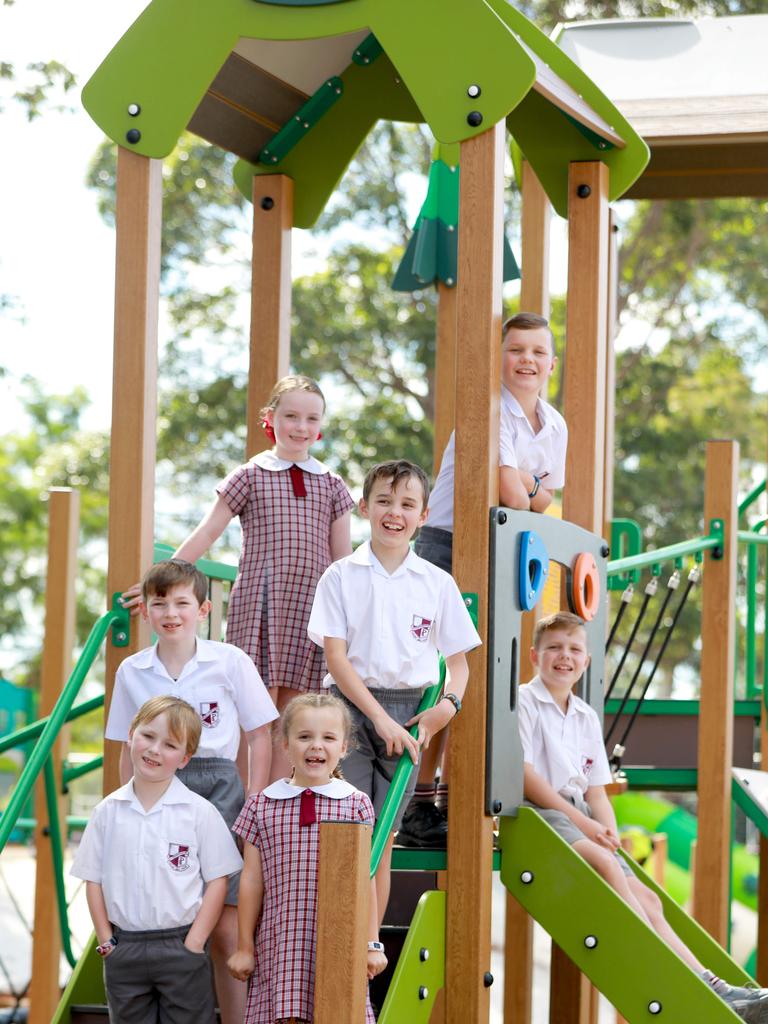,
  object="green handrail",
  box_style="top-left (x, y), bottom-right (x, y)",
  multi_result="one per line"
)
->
top-left (745, 521), bottom-right (768, 700)
top-left (153, 542), bottom-right (237, 583)
top-left (44, 755), bottom-right (77, 967)
top-left (0, 603), bottom-right (129, 852)
top-left (607, 532), bottom-right (720, 577)
top-left (63, 755), bottom-right (104, 787)
top-left (0, 694), bottom-right (104, 756)
top-left (369, 679), bottom-right (443, 878)
top-left (739, 480), bottom-right (766, 518)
